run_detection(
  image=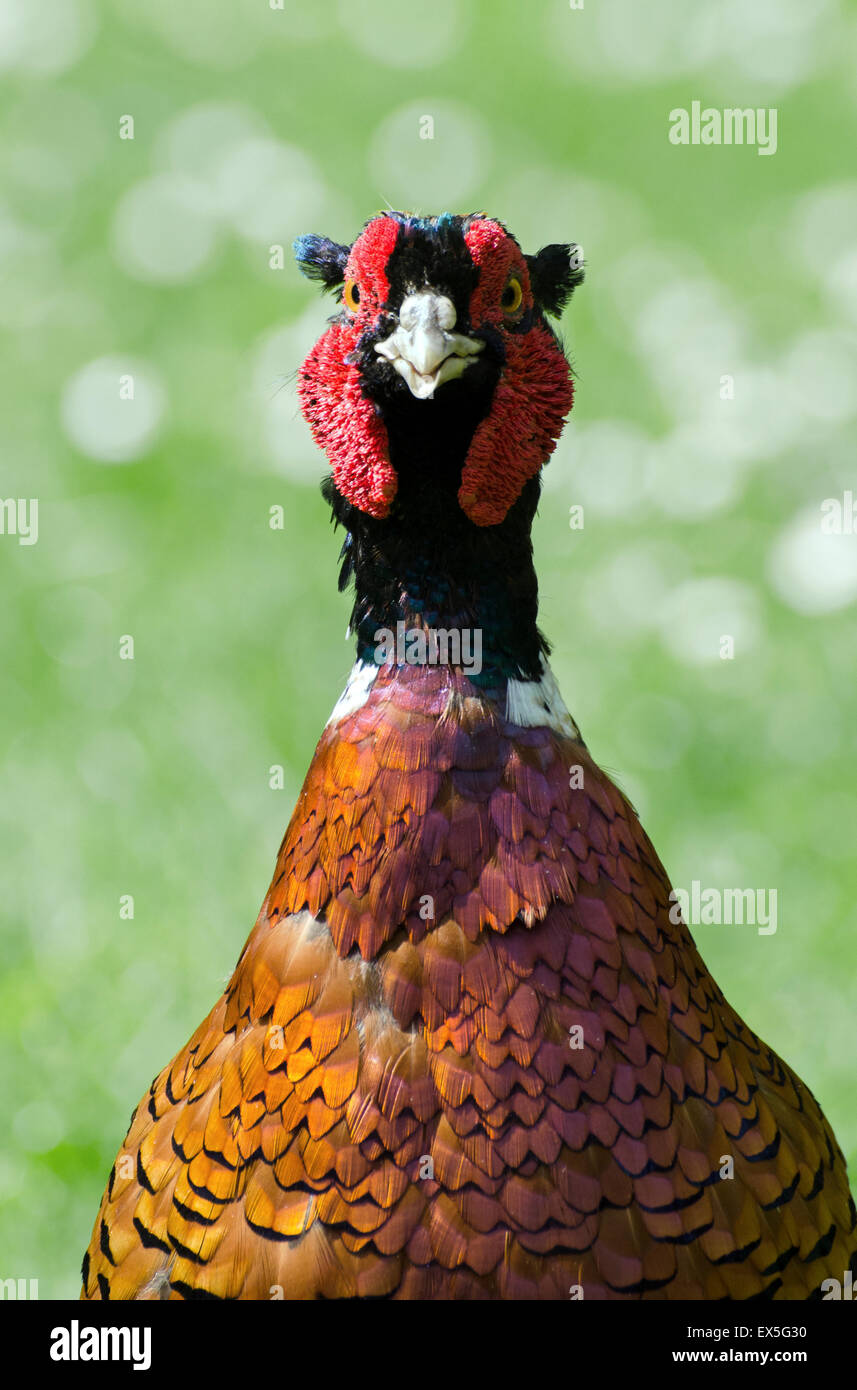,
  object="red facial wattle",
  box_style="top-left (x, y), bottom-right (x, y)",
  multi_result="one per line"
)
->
top-left (459, 219), bottom-right (574, 527)
top-left (297, 325), bottom-right (396, 518)
top-left (296, 217), bottom-right (400, 519)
